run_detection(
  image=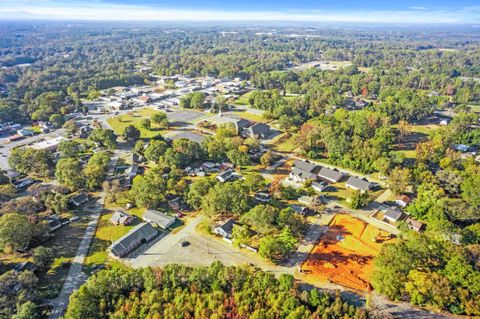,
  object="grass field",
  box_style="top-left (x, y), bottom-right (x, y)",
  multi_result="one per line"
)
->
top-left (302, 214), bottom-right (395, 292)
top-left (38, 218), bottom-right (90, 298)
top-left (232, 110), bottom-right (269, 123)
top-left (267, 133), bottom-right (299, 152)
top-left (235, 91), bottom-right (255, 105)
top-left (107, 108), bottom-right (169, 138)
